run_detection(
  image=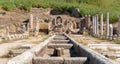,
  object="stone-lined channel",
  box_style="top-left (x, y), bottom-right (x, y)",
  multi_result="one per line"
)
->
top-left (8, 33), bottom-right (116, 64)
top-left (33, 34), bottom-right (87, 64)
